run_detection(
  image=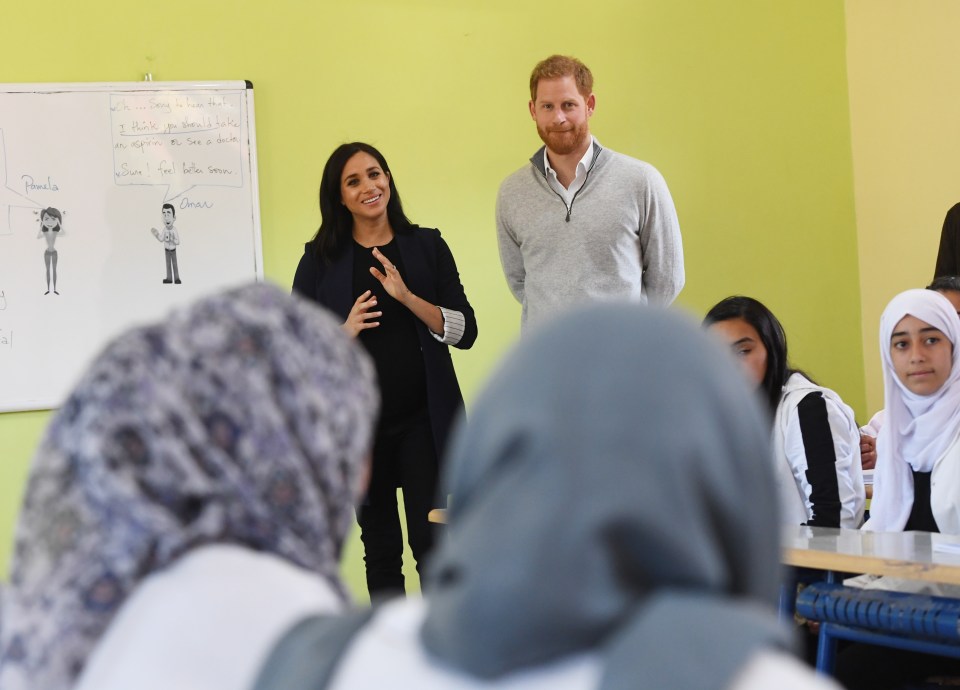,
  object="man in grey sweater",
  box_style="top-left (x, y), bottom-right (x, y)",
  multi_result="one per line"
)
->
top-left (496, 55), bottom-right (684, 329)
